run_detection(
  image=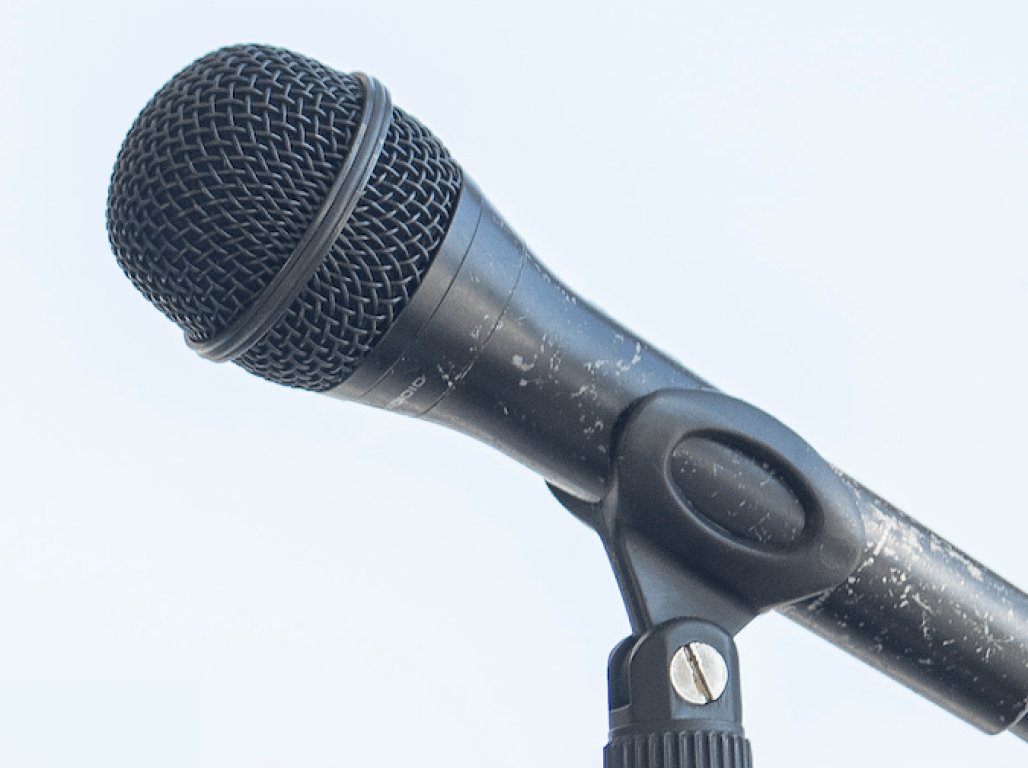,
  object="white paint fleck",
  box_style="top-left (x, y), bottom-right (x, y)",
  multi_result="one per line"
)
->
top-left (803, 590), bottom-right (832, 612)
top-left (571, 384), bottom-right (598, 400)
top-left (512, 354), bottom-right (536, 372)
top-left (912, 593), bottom-right (934, 615)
